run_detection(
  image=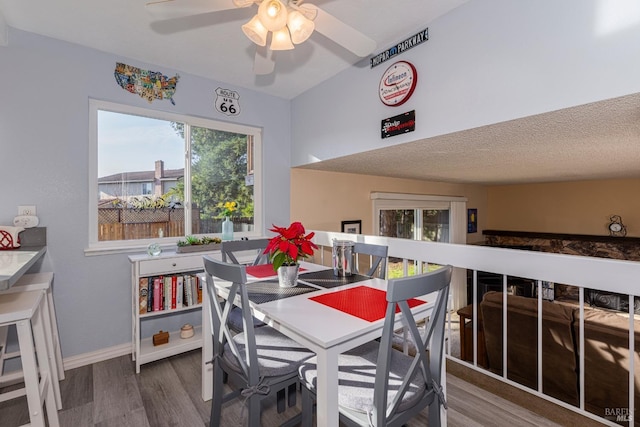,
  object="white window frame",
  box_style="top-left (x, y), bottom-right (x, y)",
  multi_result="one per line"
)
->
top-left (371, 192), bottom-right (467, 244)
top-left (86, 99), bottom-right (263, 255)
top-left (371, 192), bottom-right (467, 309)
top-left (142, 182), bottom-right (153, 196)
